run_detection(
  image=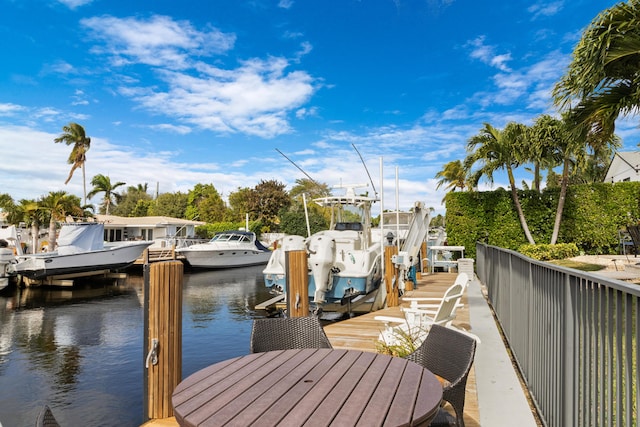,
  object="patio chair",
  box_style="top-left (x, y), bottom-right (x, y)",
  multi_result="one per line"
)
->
top-left (402, 273), bottom-right (470, 318)
top-left (627, 225), bottom-right (640, 257)
top-left (250, 316), bottom-right (333, 353)
top-left (36, 404), bottom-right (60, 427)
top-left (375, 279), bottom-right (466, 348)
top-left (405, 324), bottom-right (477, 427)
